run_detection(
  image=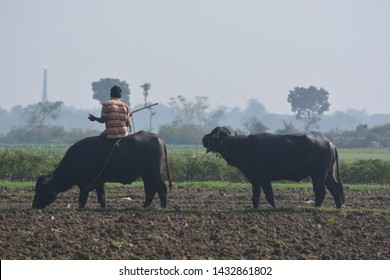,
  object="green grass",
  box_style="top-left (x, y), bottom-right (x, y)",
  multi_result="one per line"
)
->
top-left (338, 148), bottom-right (390, 162)
top-left (0, 180), bottom-right (35, 188)
top-left (2, 145), bottom-right (390, 160)
top-left (170, 146), bottom-right (390, 162)
top-left (2, 180), bottom-right (389, 190)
